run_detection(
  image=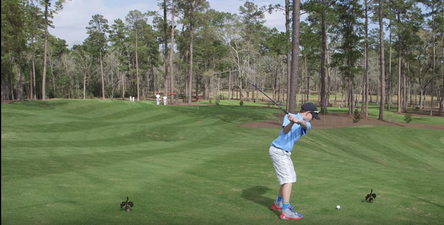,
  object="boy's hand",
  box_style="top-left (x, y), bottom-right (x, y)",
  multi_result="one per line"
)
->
top-left (288, 114), bottom-right (301, 124)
